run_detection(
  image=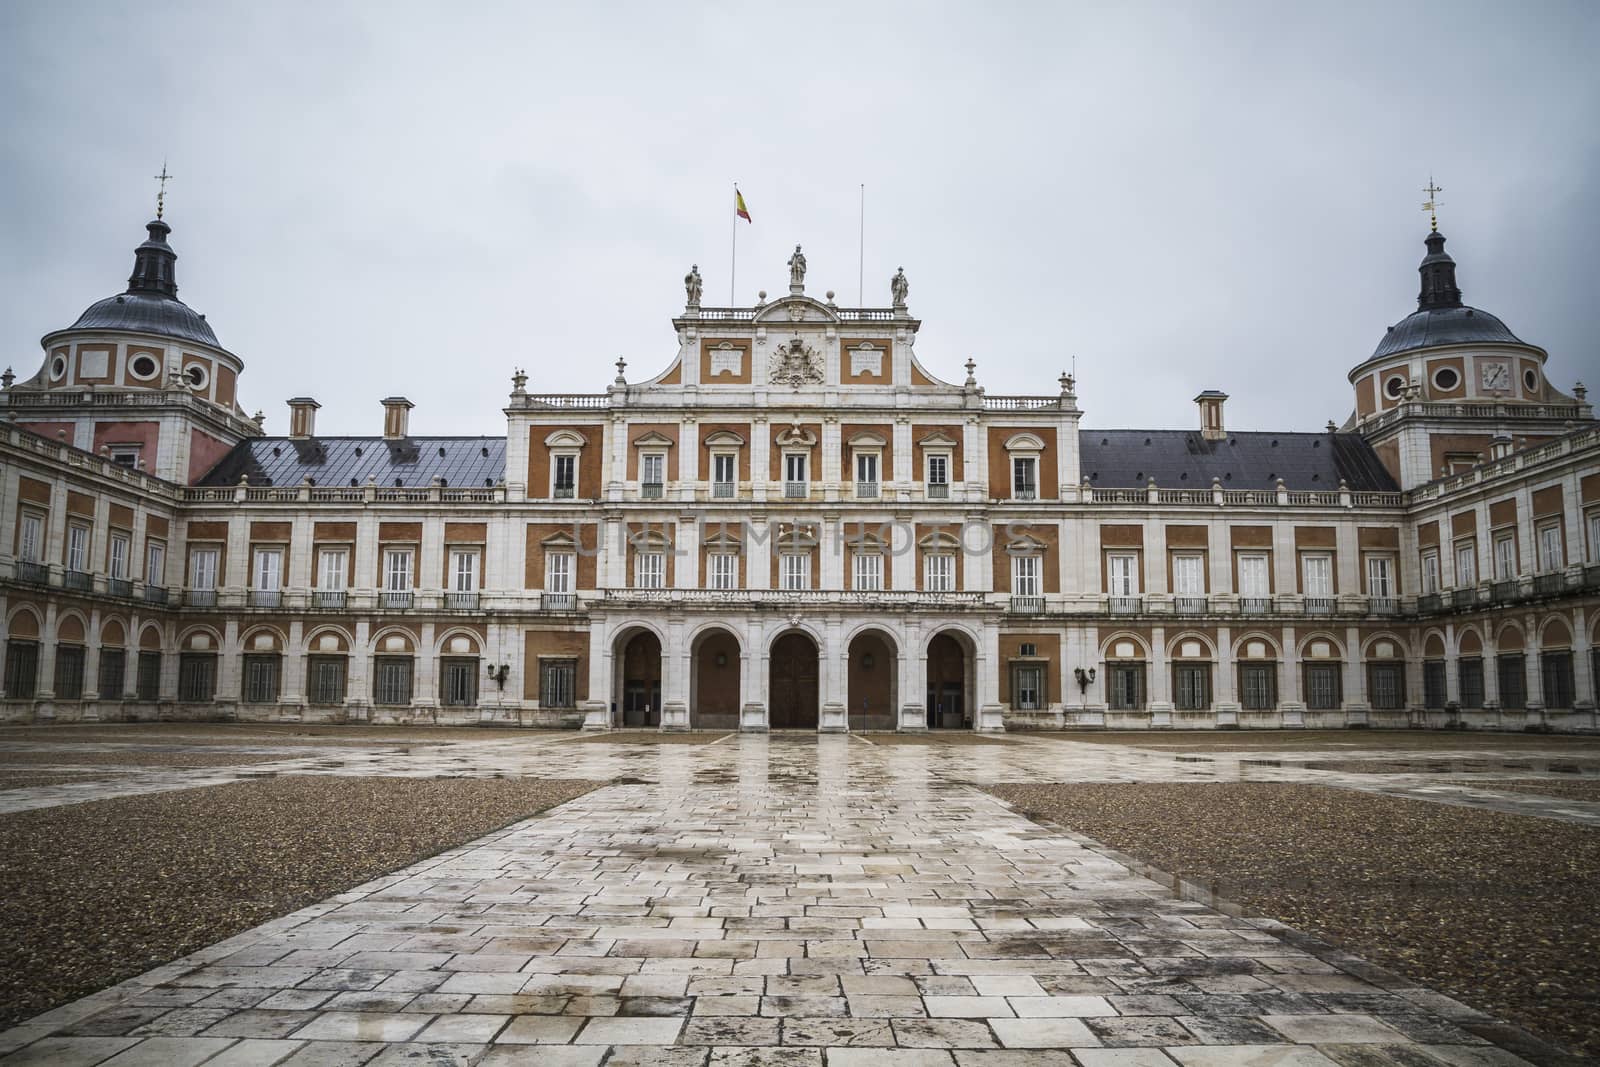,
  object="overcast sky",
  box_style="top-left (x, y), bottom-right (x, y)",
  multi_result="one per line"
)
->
top-left (2, 1), bottom-right (1597, 438)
